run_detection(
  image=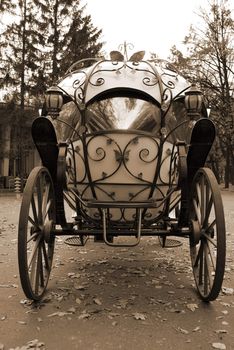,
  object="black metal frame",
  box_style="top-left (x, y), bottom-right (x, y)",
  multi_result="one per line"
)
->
top-left (32, 115), bottom-right (215, 243)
